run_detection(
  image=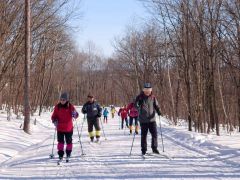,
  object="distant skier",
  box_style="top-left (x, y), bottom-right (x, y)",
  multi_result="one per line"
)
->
top-left (135, 83), bottom-right (162, 155)
top-left (127, 100), bottom-right (139, 134)
top-left (51, 92), bottom-right (79, 161)
top-left (118, 105), bottom-right (129, 129)
top-left (103, 107), bottom-right (109, 123)
top-left (111, 106), bottom-right (116, 119)
top-left (82, 94), bottom-right (102, 142)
